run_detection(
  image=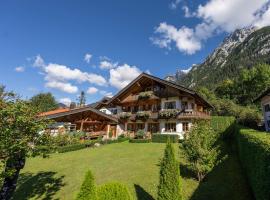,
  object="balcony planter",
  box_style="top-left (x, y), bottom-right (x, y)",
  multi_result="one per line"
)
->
top-left (158, 109), bottom-right (180, 119)
top-left (118, 112), bottom-right (132, 120)
top-left (136, 111), bottom-right (150, 120)
top-left (138, 91), bottom-right (153, 100)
